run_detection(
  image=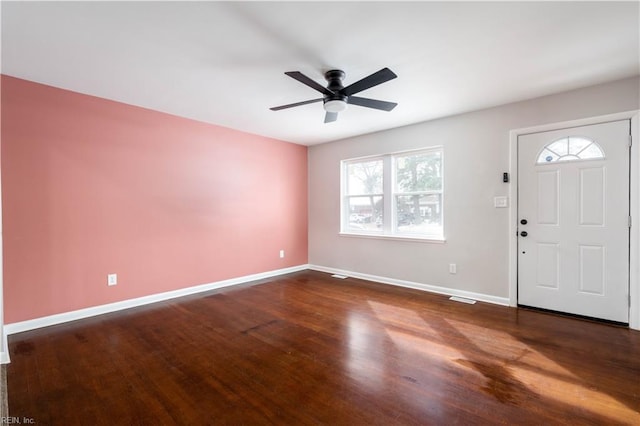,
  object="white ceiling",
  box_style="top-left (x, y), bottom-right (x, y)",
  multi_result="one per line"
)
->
top-left (2, 1), bottom-right (638, 145)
